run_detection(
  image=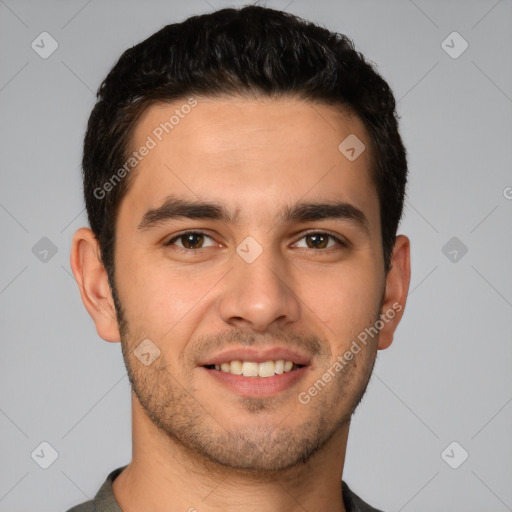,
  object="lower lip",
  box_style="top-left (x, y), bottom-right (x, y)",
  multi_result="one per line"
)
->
top-left (201, 367), bottom-right (308, 398)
